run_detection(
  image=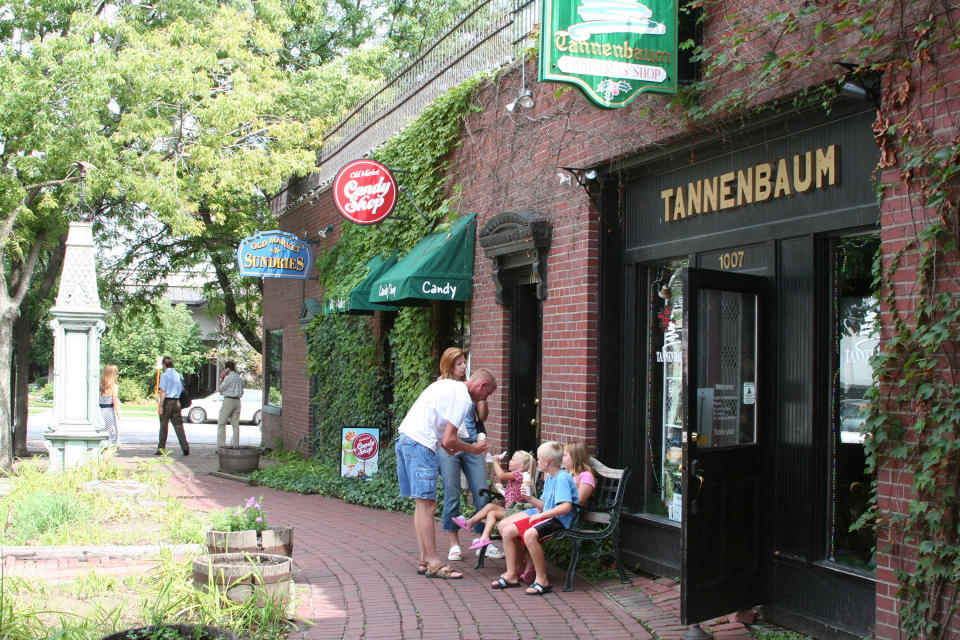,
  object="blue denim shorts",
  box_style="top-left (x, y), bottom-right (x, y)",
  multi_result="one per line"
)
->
top-left (396, 434), bottom-right (438, 500)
